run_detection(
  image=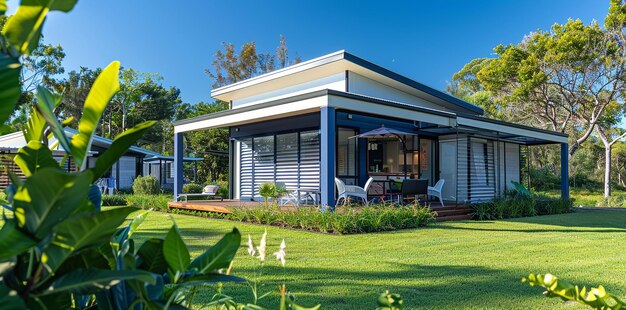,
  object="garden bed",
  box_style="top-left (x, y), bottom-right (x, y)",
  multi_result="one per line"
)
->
top-left (116, 194), bottom-right (437, 234)
top-left (170, 204), bottom-right (437, 234)
top-left (470, 195), bottom-right (572, 220)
